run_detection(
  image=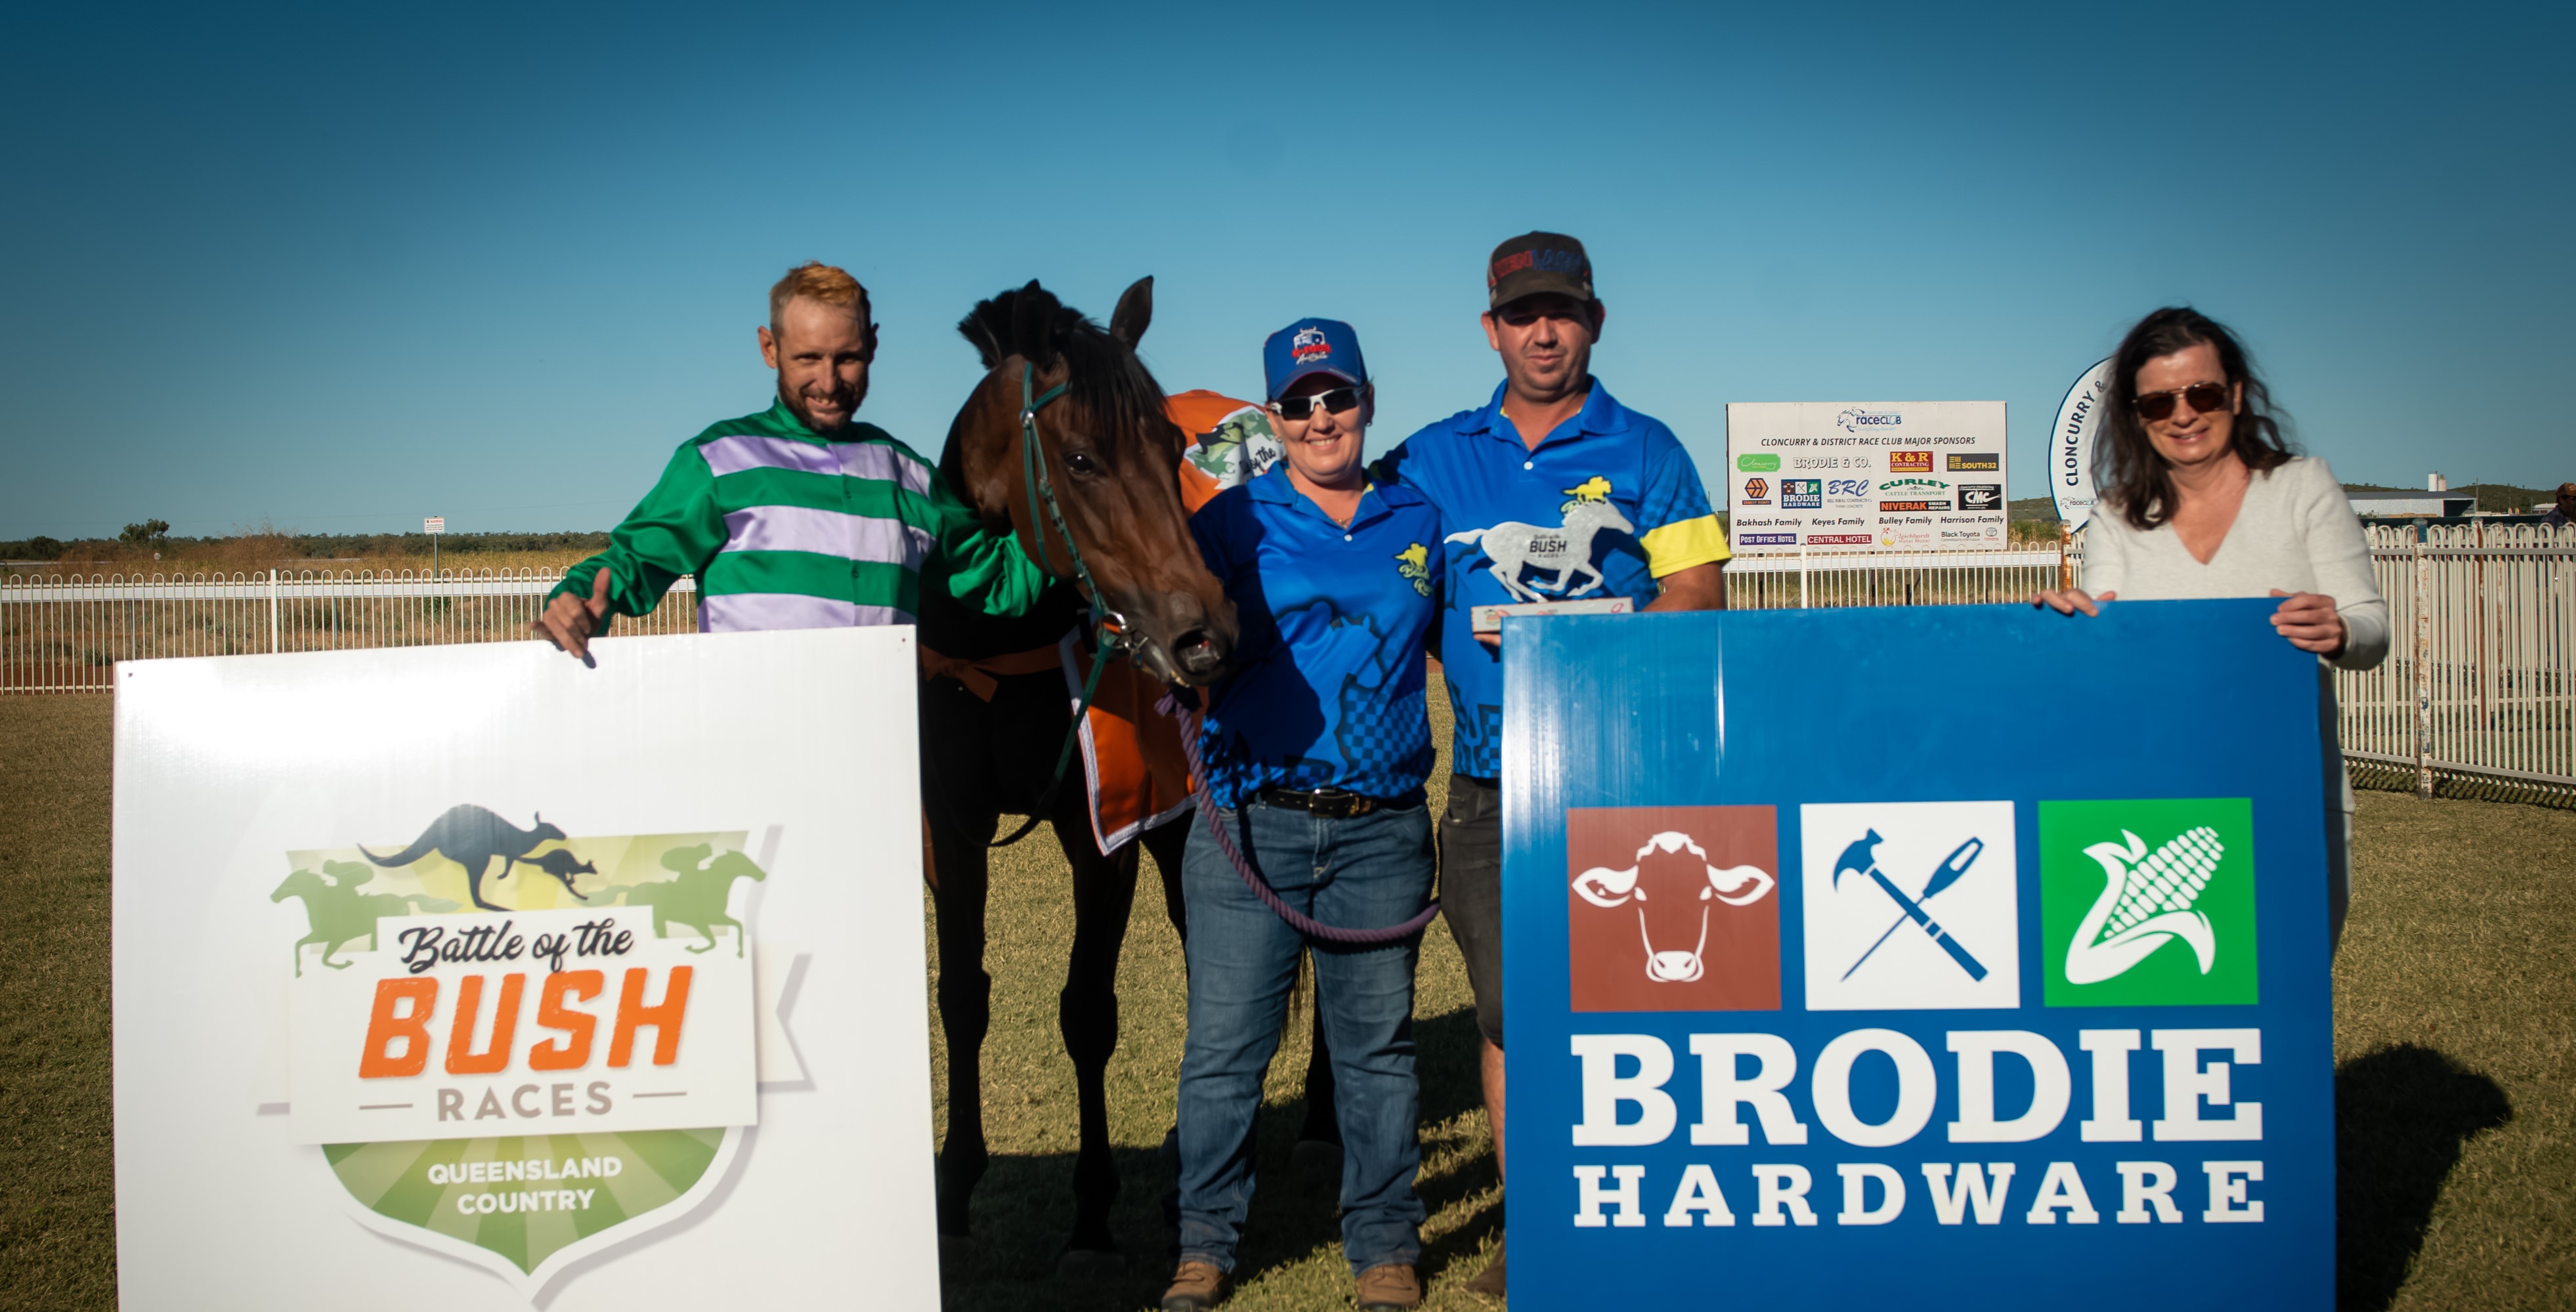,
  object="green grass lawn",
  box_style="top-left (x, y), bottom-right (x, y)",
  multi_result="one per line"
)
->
top-left (2, 690), bottom-right (2569, 1309)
